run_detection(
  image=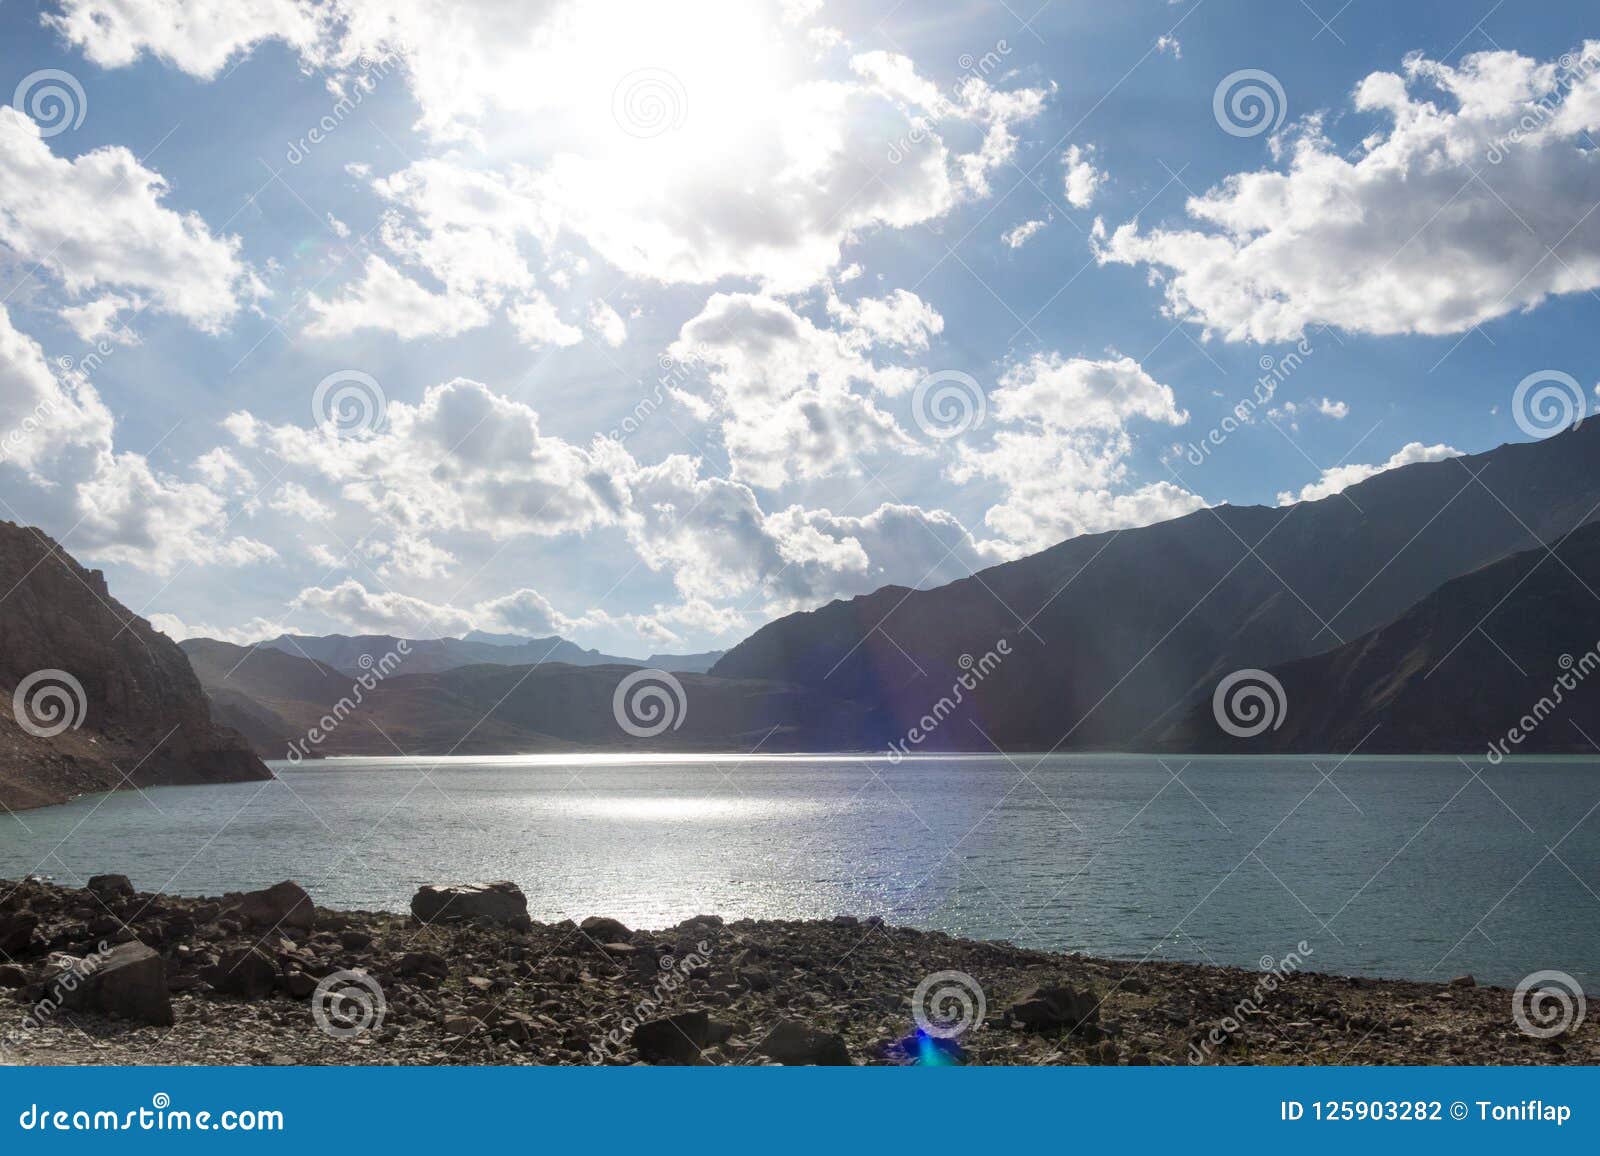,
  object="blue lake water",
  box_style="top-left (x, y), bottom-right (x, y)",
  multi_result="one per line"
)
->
top-left (2, 754), bottom-right (1596, 989)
